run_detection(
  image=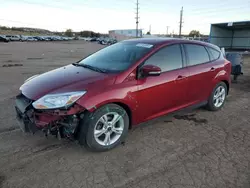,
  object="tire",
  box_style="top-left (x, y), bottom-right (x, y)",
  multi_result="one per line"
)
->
top-left (78, 104), bottom-right (129, 152)
top-left (206, 82), bottom-right (227, 111)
